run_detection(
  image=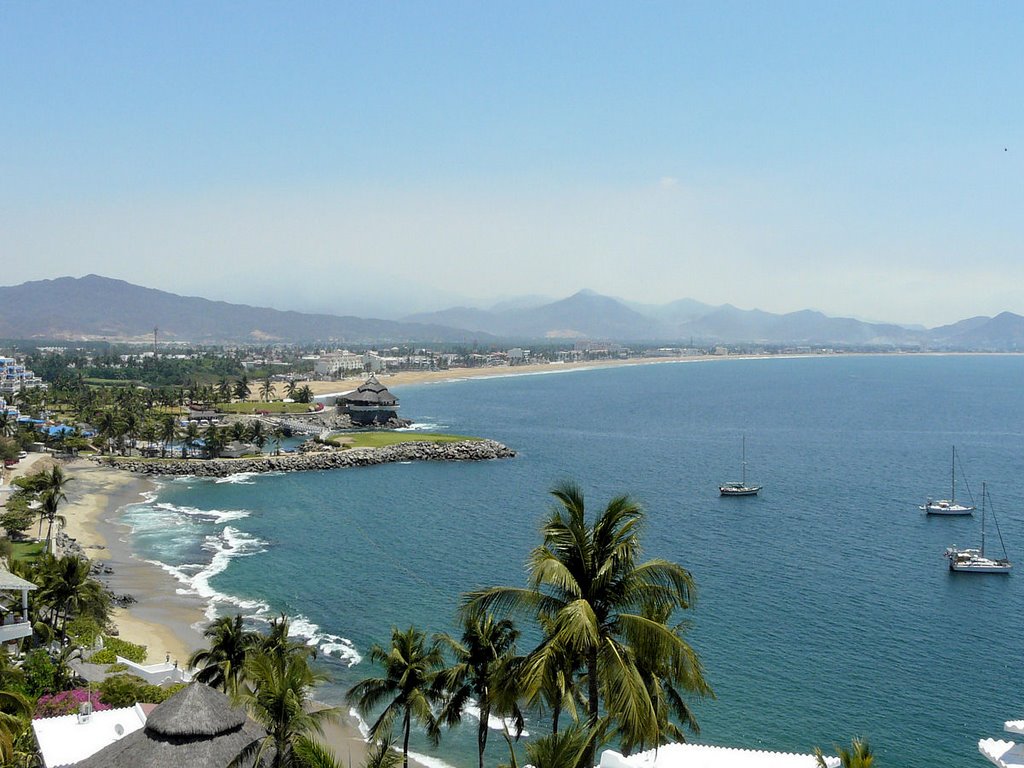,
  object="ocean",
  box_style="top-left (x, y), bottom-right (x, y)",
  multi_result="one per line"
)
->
top-left (118, 355), bottom-right (1024, 767)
